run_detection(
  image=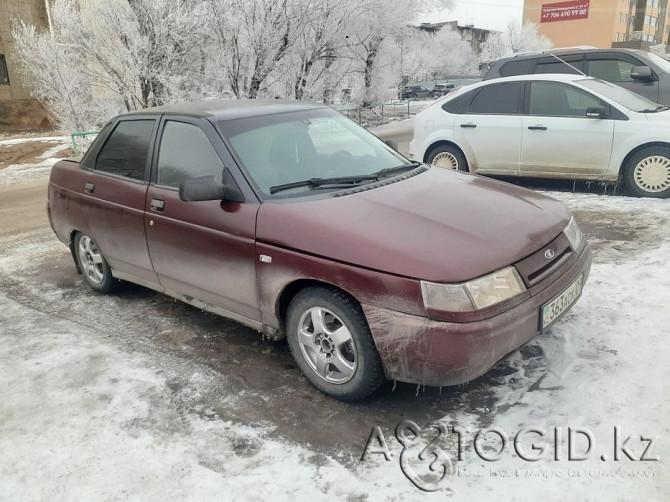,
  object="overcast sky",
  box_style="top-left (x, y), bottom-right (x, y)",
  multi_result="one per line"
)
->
top-left (418, 0), bottom-right (525, 32)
